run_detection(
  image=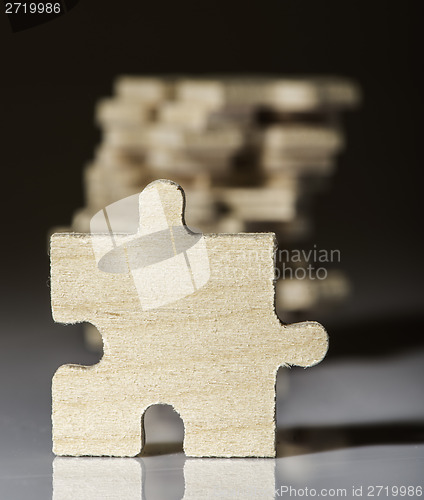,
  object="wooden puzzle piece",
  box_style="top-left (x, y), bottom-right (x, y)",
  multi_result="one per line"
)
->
top-left (51, 179), bottom-right (328, 457)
